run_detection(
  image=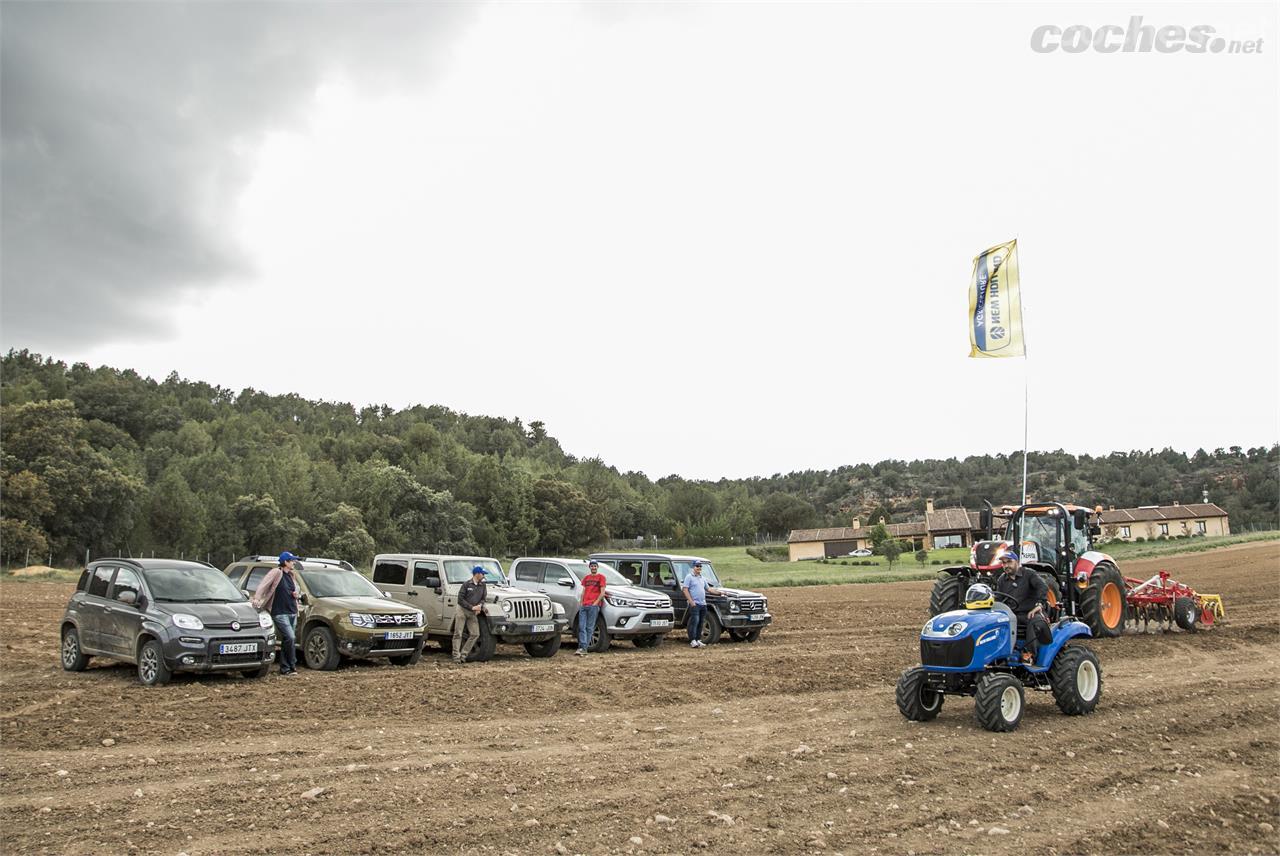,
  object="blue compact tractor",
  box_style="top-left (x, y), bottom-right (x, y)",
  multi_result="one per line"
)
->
top-left (896, 582), bottom-right (1102, 732)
